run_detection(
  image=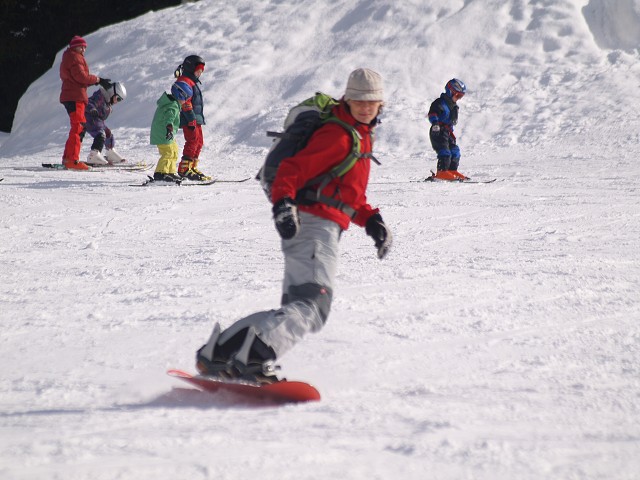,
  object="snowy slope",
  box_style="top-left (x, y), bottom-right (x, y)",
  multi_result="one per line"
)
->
top-left (1, 0), bottom-right (640, 479)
